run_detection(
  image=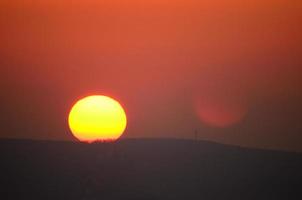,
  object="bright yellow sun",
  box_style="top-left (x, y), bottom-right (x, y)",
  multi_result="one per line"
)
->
top-left (68, 95), bottom-right (127, 143)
